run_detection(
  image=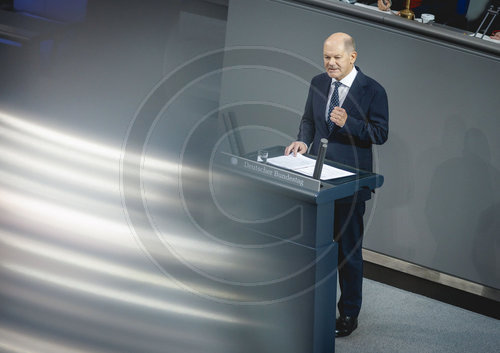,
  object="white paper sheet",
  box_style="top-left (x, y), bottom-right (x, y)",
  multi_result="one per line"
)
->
top-left (267, 154), bottom-right (355, 180)
top-left (469, 32), bottom-right (500, 43)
